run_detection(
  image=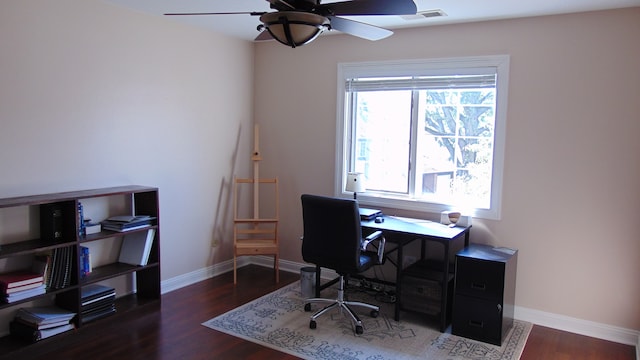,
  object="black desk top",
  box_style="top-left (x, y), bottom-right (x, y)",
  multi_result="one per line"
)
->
top-left (361, 215), bottom-right (469, 241)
